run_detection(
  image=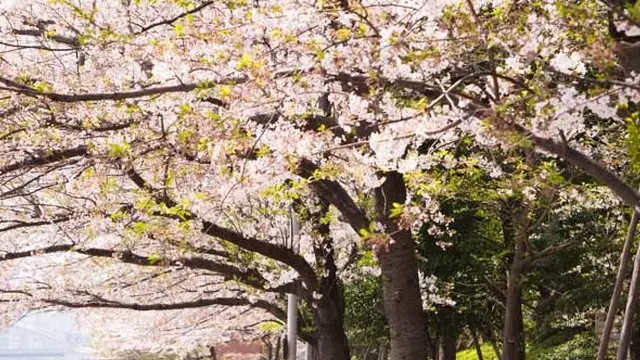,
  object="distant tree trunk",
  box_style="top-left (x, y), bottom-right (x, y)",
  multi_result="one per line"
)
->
top-left (306, 343), bottom-right (319, 360)
top-left (631, 324), bottom-right (640, 360)
top-left (438, 332), bottom-right (457, 360)
top-left (438, 309), bottom-right (458, 360)
top-left (426, 330), bottom-right (437, 360)
top-left (471, 326), bottom-right (484, 360)
top-left (262, 335), bottom-right (273, 360)
top-left (487, 327), bottom-right (502, 360)
top-left (209, 346), bottom-right (217, 360)
top-left (378, 343), bottom-right (388, 360)
top-left (275, 336), bottom-right (282, 360)
top-left (375, 171), bottom-right (428, 360)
